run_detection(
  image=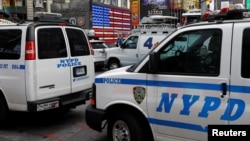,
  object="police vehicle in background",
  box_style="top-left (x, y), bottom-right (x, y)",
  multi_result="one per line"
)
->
top-left (0, 12), bottom-right (95, 126)
top-left (86, 7), bottom-right (250, 141)
top-left (104, 15), bottom-right (178, 70)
